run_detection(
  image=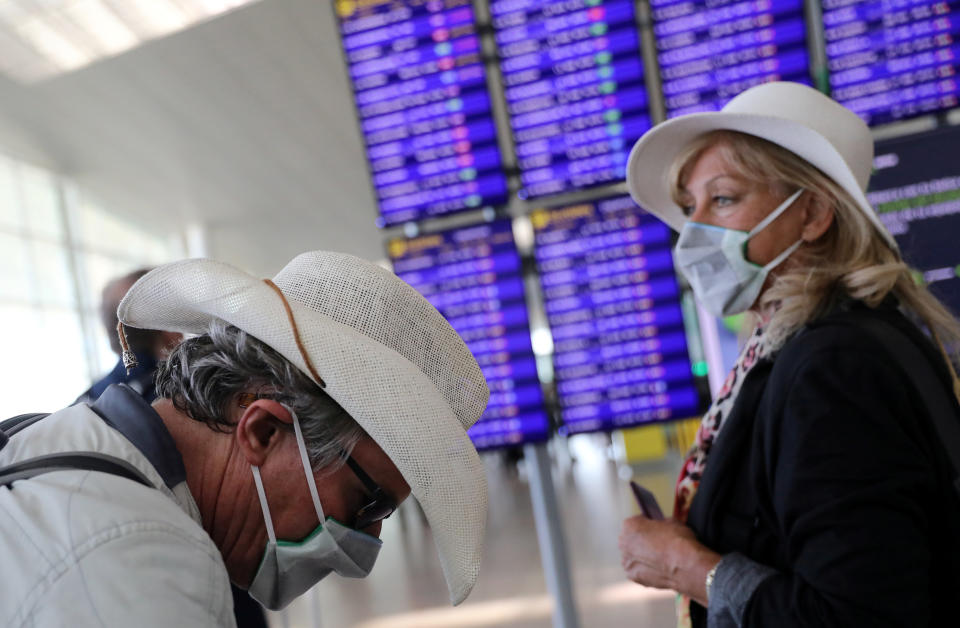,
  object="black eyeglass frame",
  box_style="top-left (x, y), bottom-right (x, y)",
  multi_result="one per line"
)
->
top-left (343, 454), bottom-right (397, 530)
